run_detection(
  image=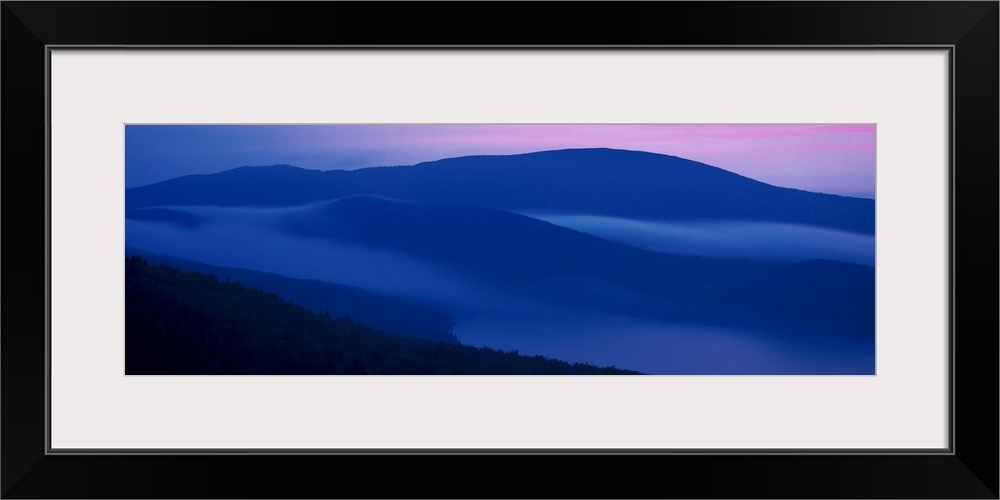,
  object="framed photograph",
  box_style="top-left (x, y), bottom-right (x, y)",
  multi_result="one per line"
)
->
top-left (121, 122), bottom-right (878, 377)
top-left (3, 2), bottom-right (996, 498)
